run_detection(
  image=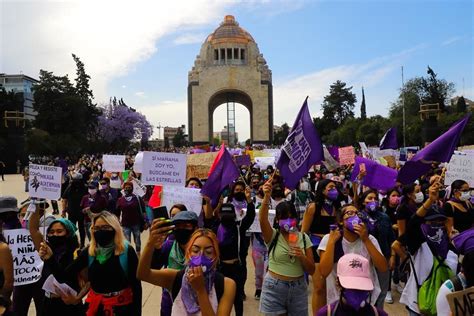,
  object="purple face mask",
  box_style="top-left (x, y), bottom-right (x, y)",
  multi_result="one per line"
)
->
top-left (344, 215), bottom-right (362, 233)
top-left (327, 188), bottom-right (339, 201)
top-left (365, 201), bottom-right (379, 213)
top-left (279, 218), bottom-right (297, 232)
top-left (421, 224), bottom-right (449, 260)
top-left (343, 289), bottom-right (369, 311)
top-left (189, 254), bottom-right (214, 273)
